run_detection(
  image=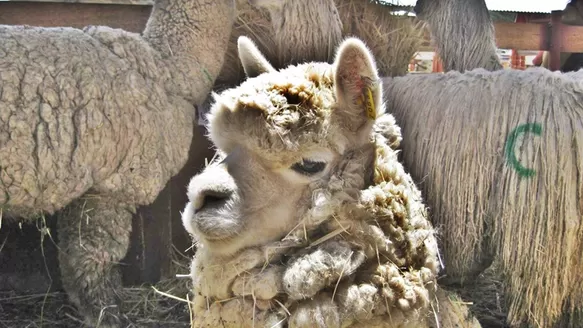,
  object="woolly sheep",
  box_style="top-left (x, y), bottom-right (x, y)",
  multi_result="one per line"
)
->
top-left (181, 36), bottom-right (481, 328)
top-left (383, 67), bottom-right (583, 327)
top-left (0, 0), bottom-right (236, 326)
